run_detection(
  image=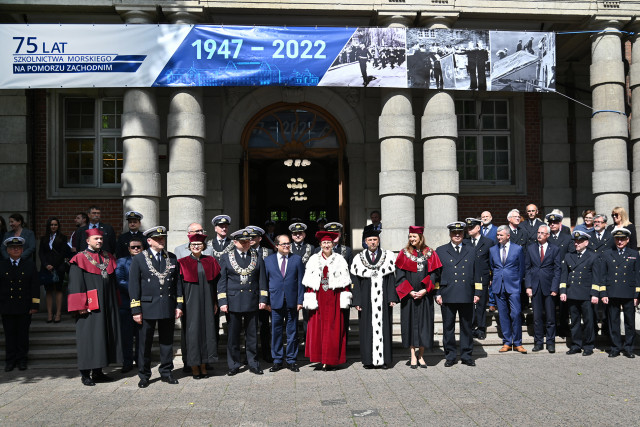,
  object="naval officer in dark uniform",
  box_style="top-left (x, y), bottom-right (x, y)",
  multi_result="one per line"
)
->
top-left (115, 211), bottom-right (148, 259)
top-left (290, 222), bottom-right (315, 338)
top-left (463, 217), bottom-right (494, 340)
top-left (247, 225), bottom-right (274, 362)
top-left (435, 222), bottom-right (482, 367)
top-left (208, 215), bottom-right (234, 260)
top-left (600, 227), bottom-right (640, 358)
top-left (0, 237), bottom-right (39, 372)
top-left (560, 230), bottom-right (603, 356)
top-left (129, 226), bottom-right (183, 388)
top-left (546, 212), bottom-right (575, 338)
top-left (218, 229), bottom-right (269, 376)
